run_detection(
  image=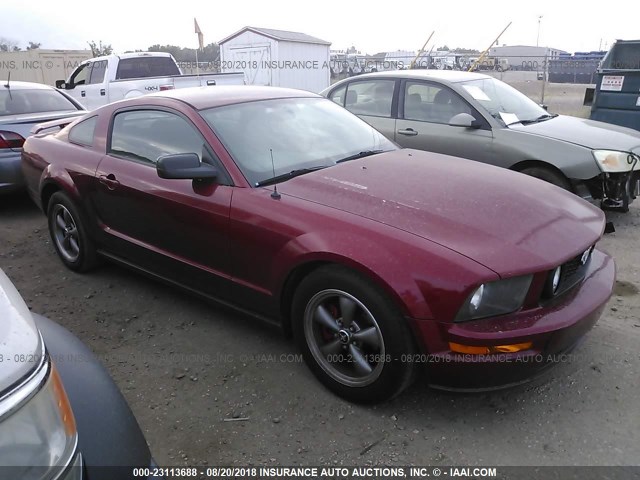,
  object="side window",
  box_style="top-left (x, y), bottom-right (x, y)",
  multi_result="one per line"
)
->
top-left (69, 63), bottom-right (89, 87)
top-left (329, 85), bottom-right (346, 106)
top-left (109, 110), bottom-right (204, 164)
top-left (344, 80), bottom-right (395, 117)
top-left (68, 116), bottom-right (97, 146)
top-left (403, 82), bottom-right (471, 124)
top-left (88, 60), bottom-right (107, 85)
